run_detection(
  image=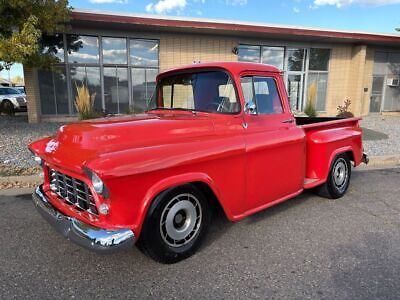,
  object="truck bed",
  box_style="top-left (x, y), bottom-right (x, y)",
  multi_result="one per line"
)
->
top-left (295, 116), bottom-right (361, 130)
top-left (296, 116), bottom-right (363, 189)
top-left (295, 116), bottom-right (344, 126)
